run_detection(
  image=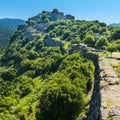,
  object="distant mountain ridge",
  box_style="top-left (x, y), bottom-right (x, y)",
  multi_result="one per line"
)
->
top-left (0, 18), bottom-right (25, 29)
top-left (0, 18), bottom-right (25, 48)
top-left (109, 23), bottom-right (120, 27)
